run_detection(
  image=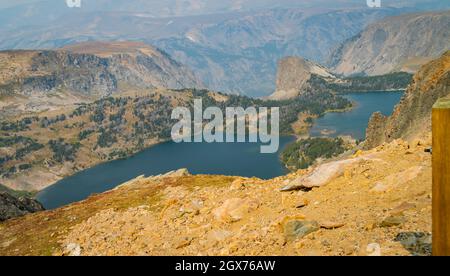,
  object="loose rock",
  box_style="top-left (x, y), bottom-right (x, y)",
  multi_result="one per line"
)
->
top-left (284, 220), bottom-right (320, 242)
top-left (380, 215), bottom-right (407, 228)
